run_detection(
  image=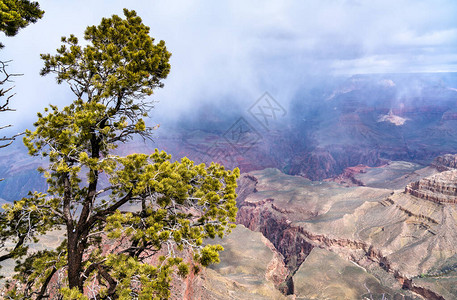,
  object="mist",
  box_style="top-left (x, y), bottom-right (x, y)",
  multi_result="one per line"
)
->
top-left (1, 0), bottom-right (457, 135)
